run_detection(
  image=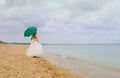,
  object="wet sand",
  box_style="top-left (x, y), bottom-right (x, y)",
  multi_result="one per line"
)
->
top-left (0, 43), bottom-right (80, 78)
